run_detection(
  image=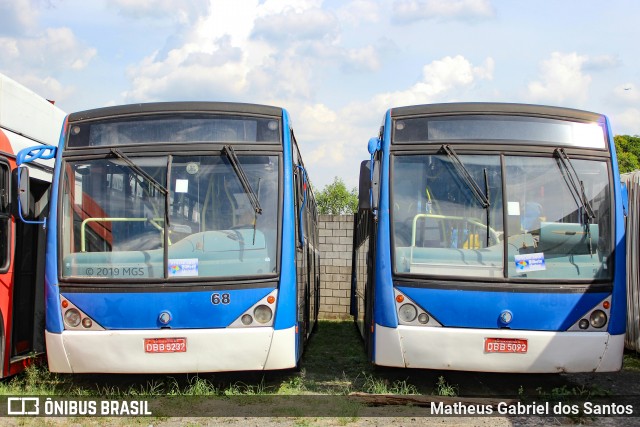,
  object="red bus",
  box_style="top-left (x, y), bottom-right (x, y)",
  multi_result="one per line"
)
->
top-left (0, 73), bottom-right (65, 377)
